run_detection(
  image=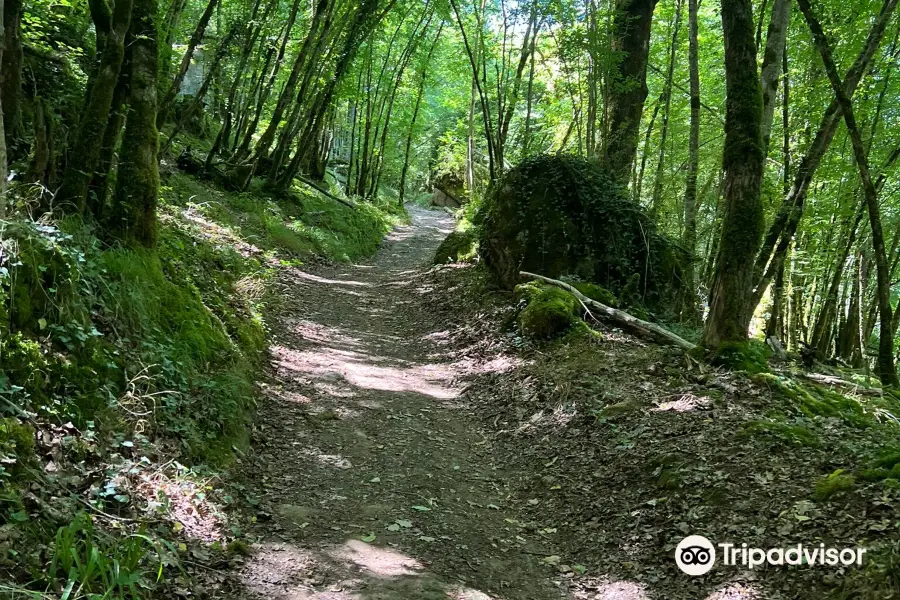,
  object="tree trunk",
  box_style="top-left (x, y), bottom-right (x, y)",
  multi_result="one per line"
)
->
top-left (701, 0), bottom-right (765, 347)
top-left (0, 0), bottom-right (6, 219)
top-left (798, 0), bottom-right (898, 385)
top-left (603, 0), bottom-right (660, 185)
top-left (252, 0), bottom-right (331, 161)
top-left (1, 0), bottom-right (23, 152)
top-left (55, 0), bottom-right (133, 213)
top-left (649, 0), bottom-right (683, 216)
top-left (758, 0), bottom-right (790, 152)
top-left (110, 0), bottom-right (159, 248)
top-left (399, 23), bottom-right (443, 205)
top-left (680, 0), bottom-right (701, 321)
top-left (156, 0), bottom-right (218, 128)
